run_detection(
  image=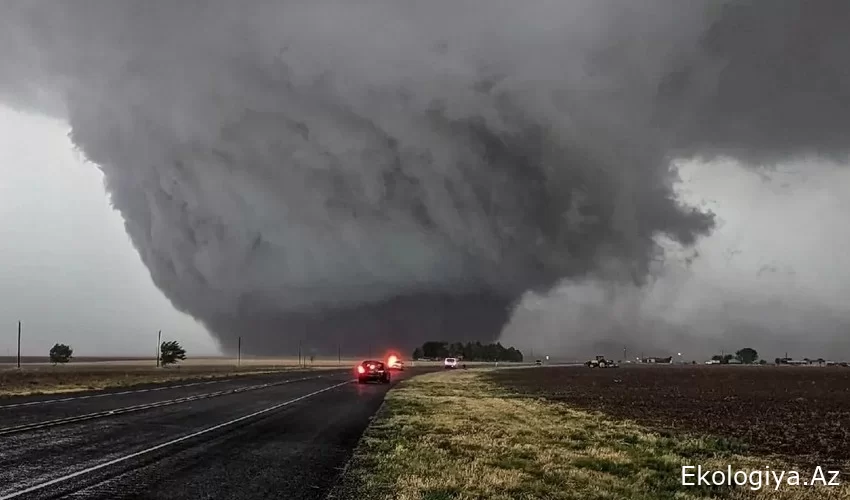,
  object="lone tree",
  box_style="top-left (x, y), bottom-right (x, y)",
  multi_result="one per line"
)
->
top-left (49, 343), bottom-right (73, 365)
top-left (159, 340), bottom-right (187, 367)
top-left (735, 347), bottom-right (759, 364)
